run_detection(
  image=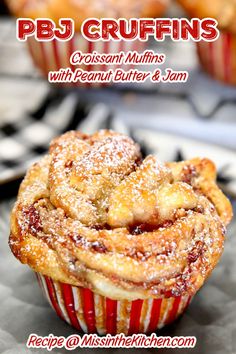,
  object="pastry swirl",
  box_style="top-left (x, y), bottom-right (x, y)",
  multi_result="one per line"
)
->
top-left (10, 130), bottom-right (233, 300)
